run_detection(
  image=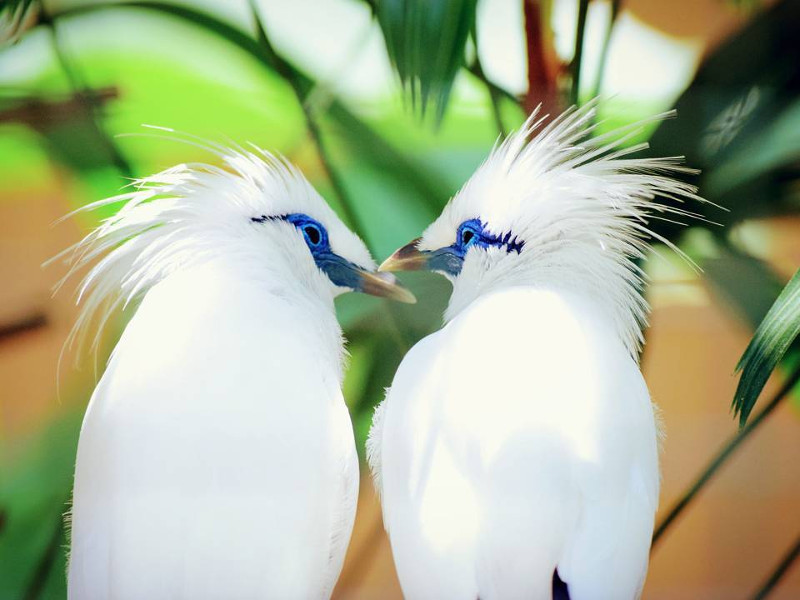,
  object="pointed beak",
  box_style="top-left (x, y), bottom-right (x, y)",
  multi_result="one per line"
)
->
top-left (379, 238), bottom-right (429, 272)
top-left (315, 253), bottom-right (416, 303)
top-left (356, 269), bottom-right (417, 304)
